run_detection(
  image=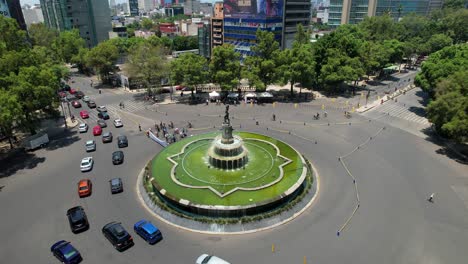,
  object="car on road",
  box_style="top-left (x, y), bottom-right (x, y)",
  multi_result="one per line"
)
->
top-left (98, 111), bottom-right (109, 120)
top-left (72, 101), bottom-right (81, 108)
top-left (102, 222), bottom-right (134, 251)
top-left (74, 91), bottom-right (84, 99)
top-left (87, 100), bottom-right (96, 108)
top-left (58, 91), bottom-right (67, 98)
top-left (69, 88), bottom-right (77, 94)
top-left (112, 150), bottom-right (124, 165)
top-left (175, 85), bottom-right (186, 90)
top-left (109, 178), bottom-right (123, 194)
top-left (113, 119), bottom-right (123, 127)
top-left (97, 106), bottom-right (107, 112)
top-left (80, 157), bottom-right (93, 172)
top-left (85, 140), bottom-right (96, 152)
top-left (117, 135), bottom-right (128, 148)
top-left (133, 219), bottom-right (162, 244)
top-left (50, 240), bottom-right (82, 264)
top-left (93, 125), bottom-right (102, 136)
top-left (97, 119), bottom-right (107, 128)
top-left (102, 132), bottom-right (113, 143)
top-left (82, 96), bottom-right (90, 102)
top-left (67, 206), bottom-right (89, 233)
top-left (78, 179), bottom-right (92, 197)
top-left (196, 254), bottom-right (230, 264)
top-left (79, 110), bottom-right (89, 119)
top-left (78, 123), bottom-right (88, 133)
